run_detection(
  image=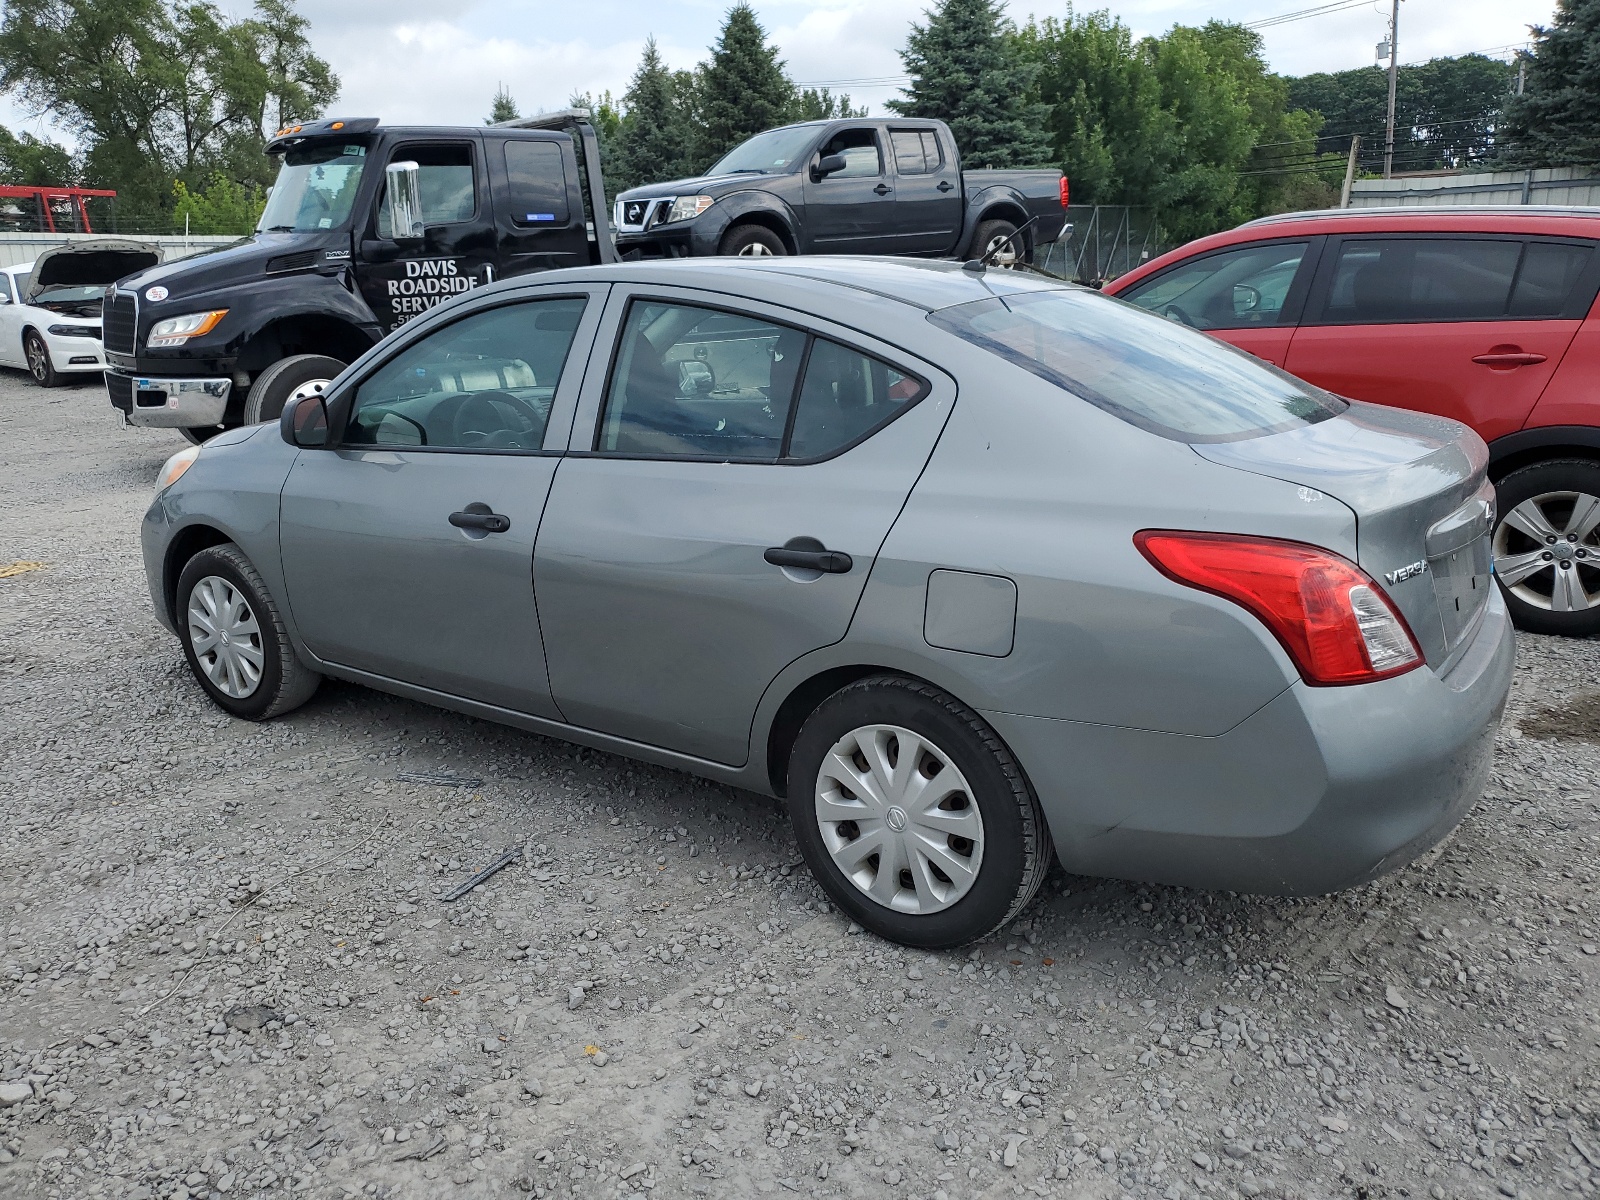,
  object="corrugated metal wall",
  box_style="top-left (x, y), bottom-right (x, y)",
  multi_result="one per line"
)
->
top-left (1348, 166), bottom-right (1600, 208)
top-left (0, 232), bottom-right (239, 269)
